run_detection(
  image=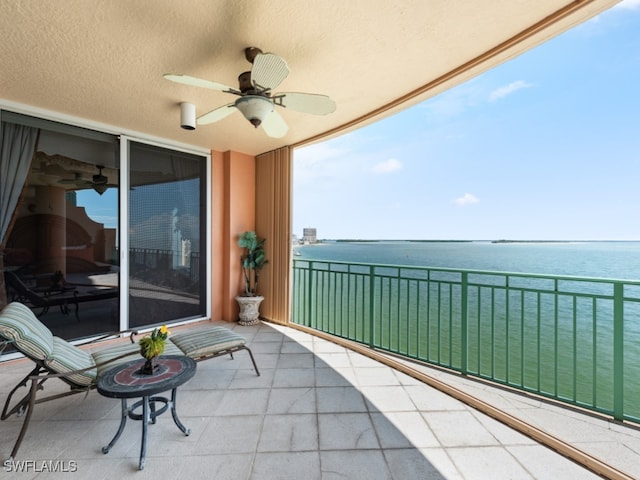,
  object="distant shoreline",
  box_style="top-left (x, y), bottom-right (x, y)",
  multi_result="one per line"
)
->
top-left (333, 239), bottom-right (473, 243)
top-left (324, 239), bottom-right (636, 244)
top-left (491, 239), bottom-right (576, 244)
